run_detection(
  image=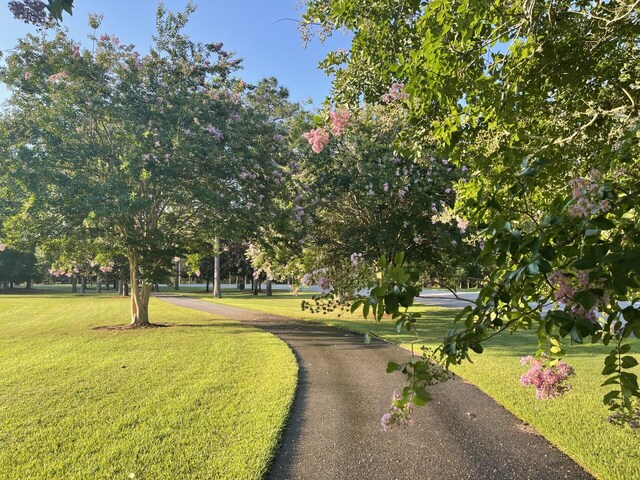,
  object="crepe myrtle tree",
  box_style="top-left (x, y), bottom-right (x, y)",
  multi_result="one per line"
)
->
top-left (295, 102), bottom-right (478, 297)
top-left (302, 0), bottom-right (640, 425)
top-left (1, 4), bottom-right (251, 325)
top-left (194, 77), bottom-right (302, 297)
